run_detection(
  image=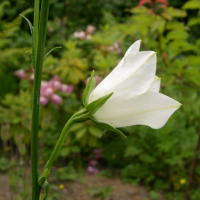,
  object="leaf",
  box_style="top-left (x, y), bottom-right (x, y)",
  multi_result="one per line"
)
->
top-left (167, 30), bottom-right (188, 40)
top-left (182, 0), bottom-right (200, 10)
top-left (76, 127), bottom-right (87, 139)
top-left (19, 14), bottom-right (33, 34)
top-left (91, 116), bottom-right (126, 137)
top-left (188, 17), bottom-right (200, 26)
top-left (89, 126), bottom-right (102, 137)
top-left (87, 92), bottom-right (113, 116)
top-left (43, 46), bottom-right (62, 60)
top-left (70, 123), bottom-right (84, 132)
top-left (83, 71), bottom-right (96, 106)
